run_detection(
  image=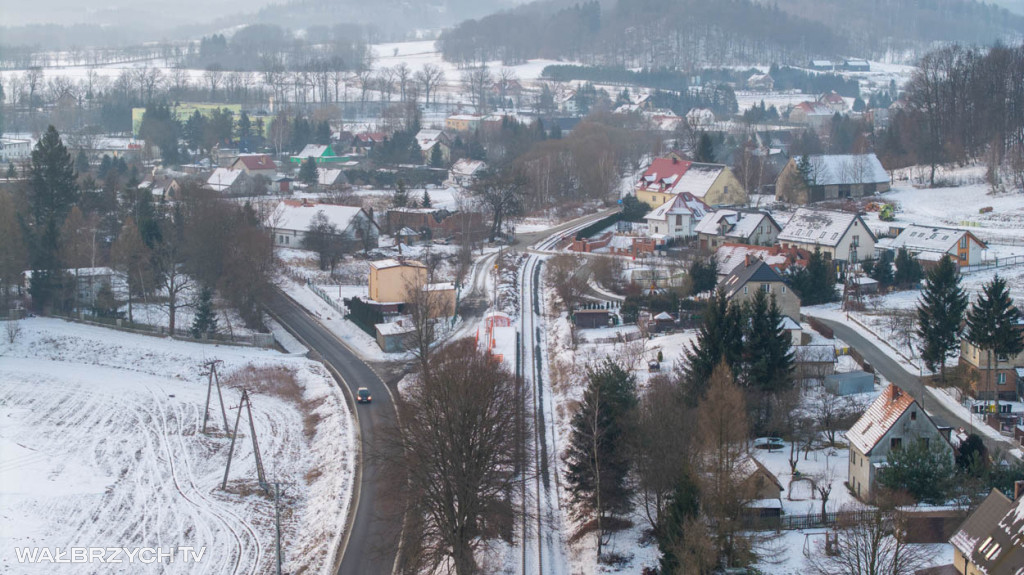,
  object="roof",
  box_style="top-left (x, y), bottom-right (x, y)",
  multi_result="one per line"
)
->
top-left (415, 129), bottom-right (445, 151)
top-left (737, 455), bottom-right (784, 491)
top-left (268, 201), bottom-right (369, 233)
top-left (779, 316), bottom-right (802, 331)
top-left (884, 224), bottom-right (986, 254)
top-left (376, 321), bottom-right (414, 336)
top-left (639, 157), bottom-right (692, 192)
top-left (720, 258), bottom-right (787, 299)
top-left (206, 168), bottom-right (242, 191)
top-left (644, 192), bottom-right (710, 222)
top-left (370, 259), bottom-right (426, 271)
top-left (448, 114), bottom-right (483, 121)
top-left (233, 154), bottom-right (277, 171)
top-left (949, 489), bottom-right (1019, 572)
top-left (424, 282), bottom-right (455, 292)
top-left (793, 101), bottom-right (835, 116)
top-left (715, 243), bottom-right (809, 277)
top-left (450, 158), bottom-right (486, 176)
top-left (798, 154), bottom-right (889, 186)
top-left (295, 144), bottom-right (334, 158)
top-left (793, 345), bottom-right (837, 363)
top-left (674, 163), bottom-right (725, 199)
top-left (778, 208), bottom-right (873, 247)
top-left (695, 209), bottom-right (777, 239)
top-left (846, 384), bottom-right (918, 455)
top-left (317, 168), bottom-right (345, 186)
